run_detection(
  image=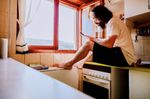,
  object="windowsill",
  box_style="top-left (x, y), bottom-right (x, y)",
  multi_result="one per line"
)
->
top-left (28, 49), bottom-right (77, 53)
top-left (28, 45), bottom-right (77, 53)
